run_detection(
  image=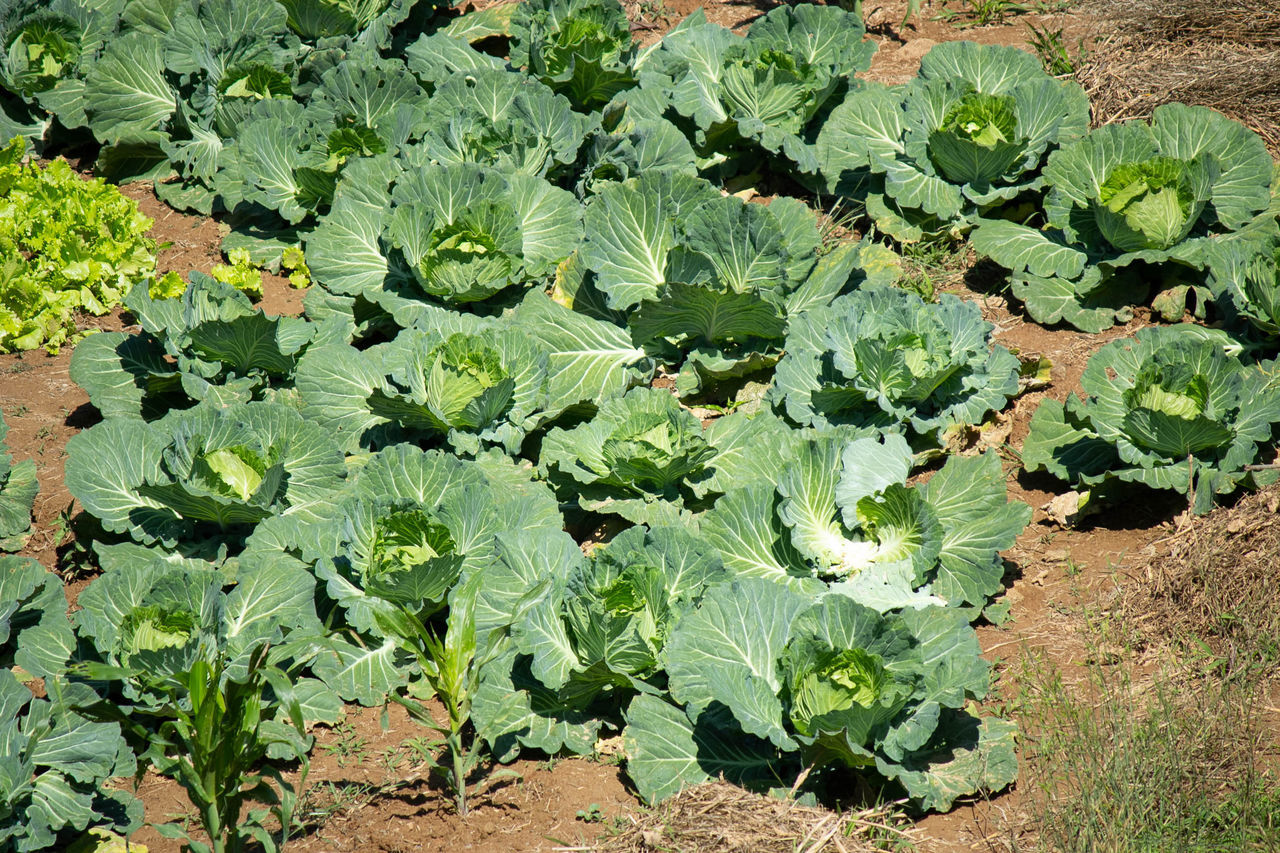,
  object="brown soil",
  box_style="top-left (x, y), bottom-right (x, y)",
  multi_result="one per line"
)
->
top-left (123, 703), bottom-right (636, 853)
top-left (3, 2), bottom-right (1277, 852)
